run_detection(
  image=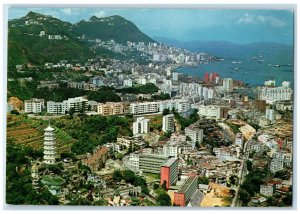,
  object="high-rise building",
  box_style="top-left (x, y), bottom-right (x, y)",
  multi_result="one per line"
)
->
top-left (123, 79), bottom-right (133, 87)
top-left (162, 114), bottom-right (175, 133)
top-left (130, 102), bottom-right (160, 115)
top-left (163, 143), bottom-right (179, 158)
top-left (173, 175), bottom-right (198, 206)
top-left (203, 72), bottom-right (209, 83)
top-left (266, 108), bottom-right (275, 123)
top-left (198, 105), bottom-right (228, 119)
top-left (139, 154), bottom-right (168, 174)
top-left (160, 158), bottom-right (179, 189)
top-left (90, 77), bottom-right (104, 87)
top-left (97, 102), bottom-right (124, 116)
top-left (258, 83), bottom-right (293, 104)
top-left (133, 117), bottom-right (150, 136)
top-left (43, 124), bottom-right (56, 164)
top-left (172, 72), bottom-right (179, 81)
top-left (24, 98), bottom-right (45, 113)
top-left (223, 78), bottom-right (233, 92)
top-left (185, 127), bottom-right (203, 143)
